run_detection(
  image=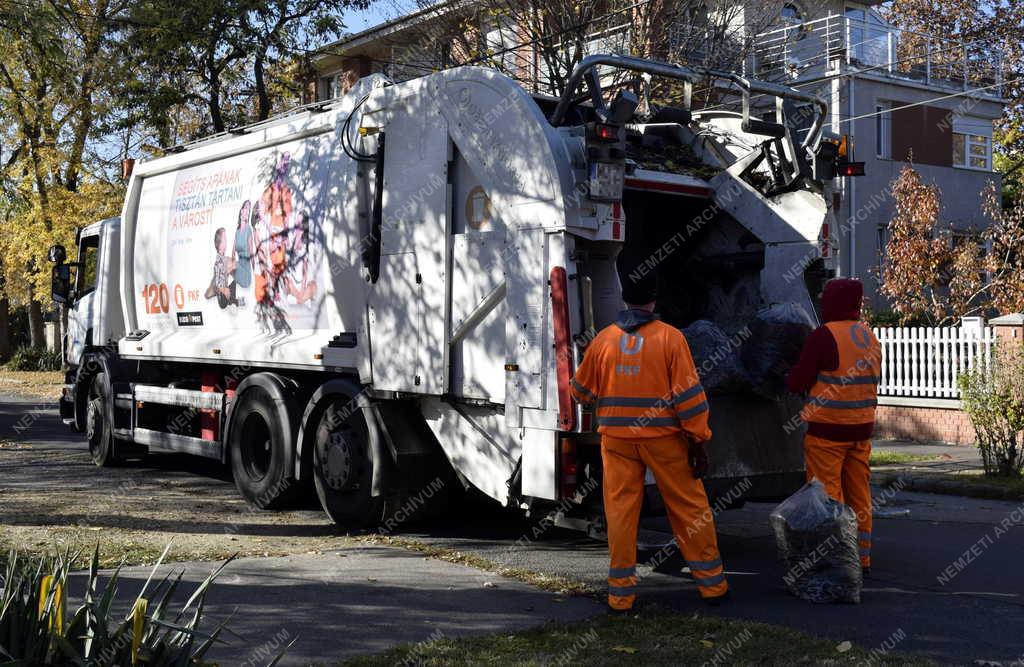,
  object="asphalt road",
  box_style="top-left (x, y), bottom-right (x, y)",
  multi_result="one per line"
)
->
top-left (3, 394), bottom-right (1023, 665)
